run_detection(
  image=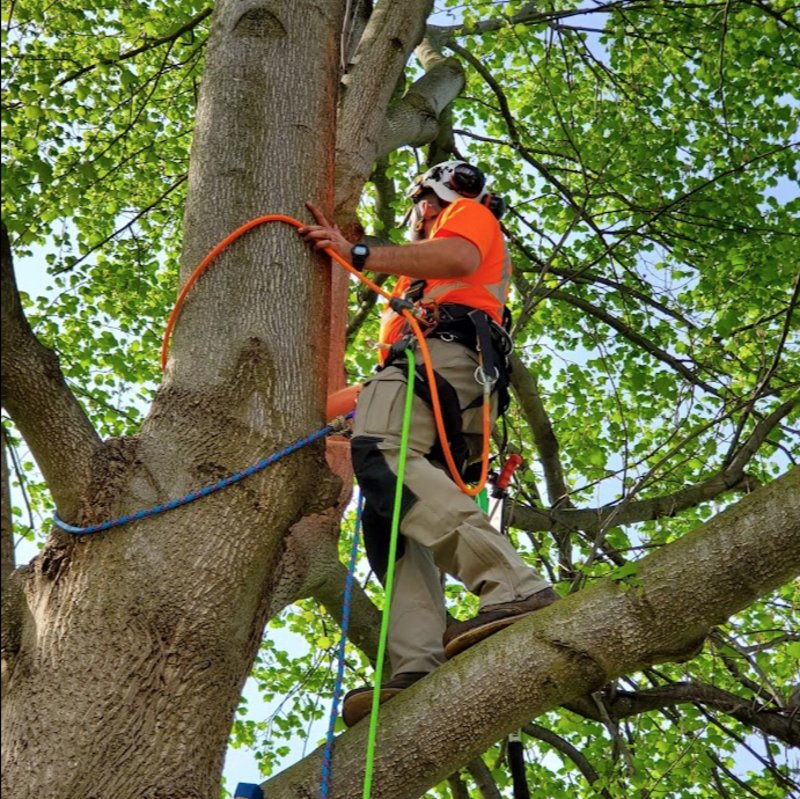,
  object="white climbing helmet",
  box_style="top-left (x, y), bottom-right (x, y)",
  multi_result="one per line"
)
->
top-left (405, 160), bottom-right (489, 205)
